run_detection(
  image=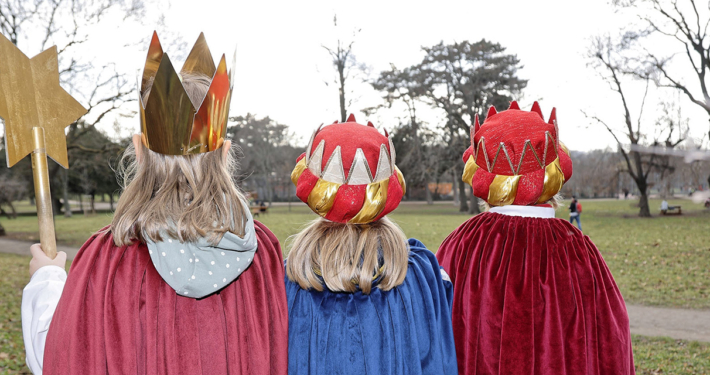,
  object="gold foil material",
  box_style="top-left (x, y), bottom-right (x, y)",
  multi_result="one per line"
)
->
top-left (180, 33), bottom-right (217, 88)
top-left (141, 32), bottom-right (164, 95)
top-left (395, 166), bottom-right (406, 195)
top-left (0, 34), bottom-right (86, 168)
top-left (536, 157), bottom-right (565, 204)
top-left (487, 174), bottom-right (521, 206)
top-left (349, 178), bottom-right (390, 224)
top-left (291, 158), bottom-right (307, 186)
top-left (142, 54), bottom-right (196, 155)
top-left (307, 179), bottom-right (341, 217)
top-left (139, 32), bottom-right (234, 155)
top-left (191, 55), bottom-right (230, 153)
top-left (461, 155), bottom-right (479, 186)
